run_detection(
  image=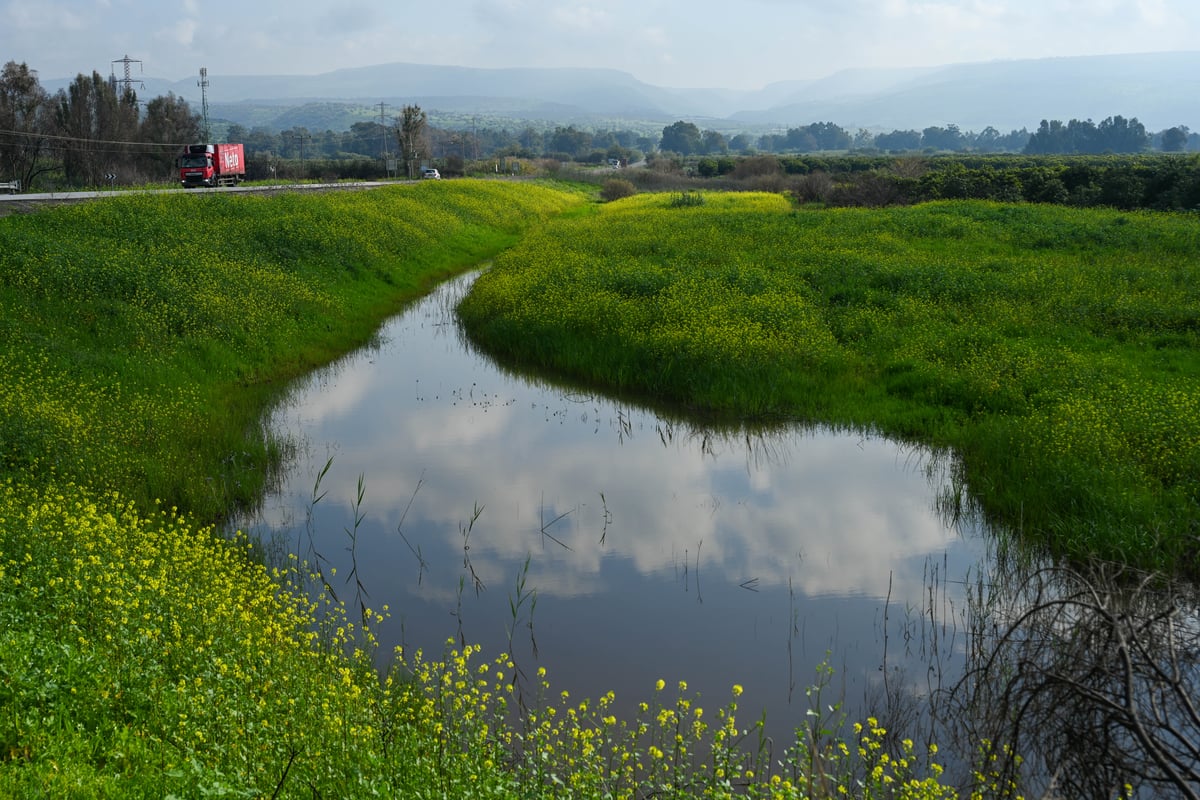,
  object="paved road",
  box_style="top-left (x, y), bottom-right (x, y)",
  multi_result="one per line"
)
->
top-left (0, 180), bottom-right (405, 215)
